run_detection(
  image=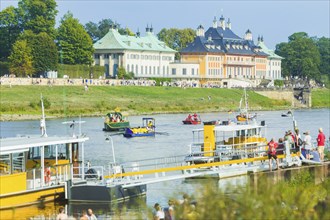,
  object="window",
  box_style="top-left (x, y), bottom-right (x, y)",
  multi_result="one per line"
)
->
top-left (145, 66), bottom-right (148, 74)
top-left (94, 54), bottom-right (100, 59)
top-left (141, 66), bottom-right (144, 74)
top-left (191, 68), bottom-right (194, 75)
top-left (136, 65), bottom-right (138, 74)
top-left (172, 68), bottom-right (176, 75)
top-left (127, 64), bottom-right (130, 72)
top-left (104, 54), bottom-right (109, 58)
top-left (182, 68), bottom-right (187, 75)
